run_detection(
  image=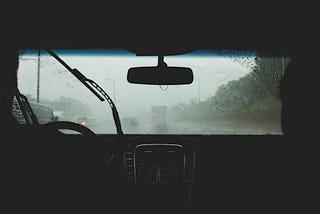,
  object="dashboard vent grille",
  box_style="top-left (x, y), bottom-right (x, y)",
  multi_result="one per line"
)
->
top-left (124, 151), bottom-right (134, 183)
